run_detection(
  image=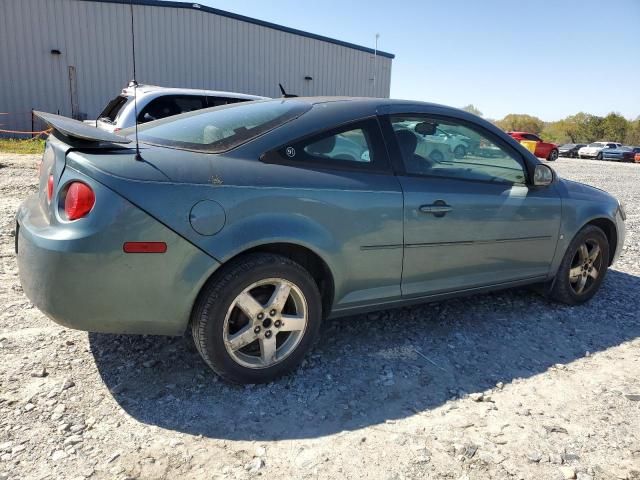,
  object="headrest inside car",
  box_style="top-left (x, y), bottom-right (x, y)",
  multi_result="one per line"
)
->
top-left (307, 135), bottom-right (337, 155)
top-left (415, 121), bottom-right (437, 136)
